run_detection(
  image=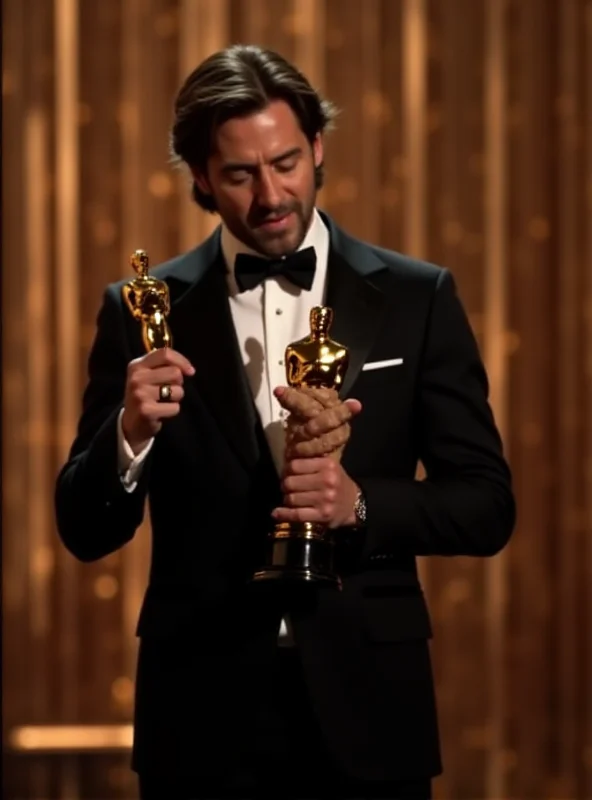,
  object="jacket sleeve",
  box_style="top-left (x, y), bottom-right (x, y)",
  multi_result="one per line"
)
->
top-left (357, 269), bottom-right (516, 559)
top-left (54, 285), bottom-right (151, 562)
